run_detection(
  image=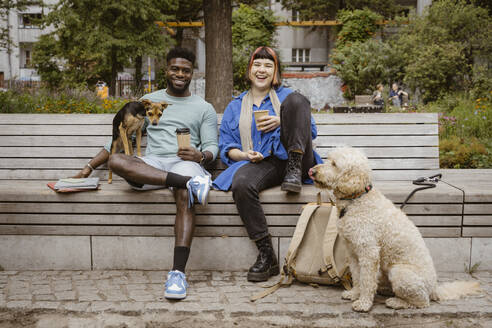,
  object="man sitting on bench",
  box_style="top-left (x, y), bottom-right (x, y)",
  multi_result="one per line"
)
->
top-left (72, 47), bottom-right (218, 300)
